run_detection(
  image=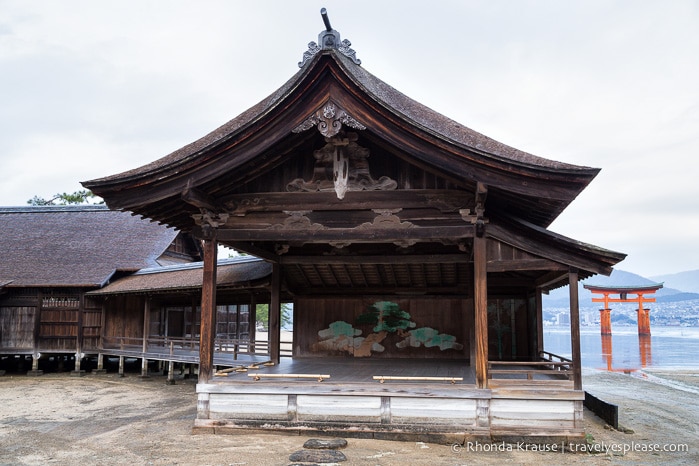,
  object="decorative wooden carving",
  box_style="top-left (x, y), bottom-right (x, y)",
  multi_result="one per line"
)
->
top-left (287, 132), bottom-right (397, 199)
top-left (192, 210), bottom-right (229, 228)
top-left (358, 209), bottom-right (417, 248)
top-left (267, 211), bottom-right (324, 231)
top-left (292, 101), bottom-right (365, 138)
